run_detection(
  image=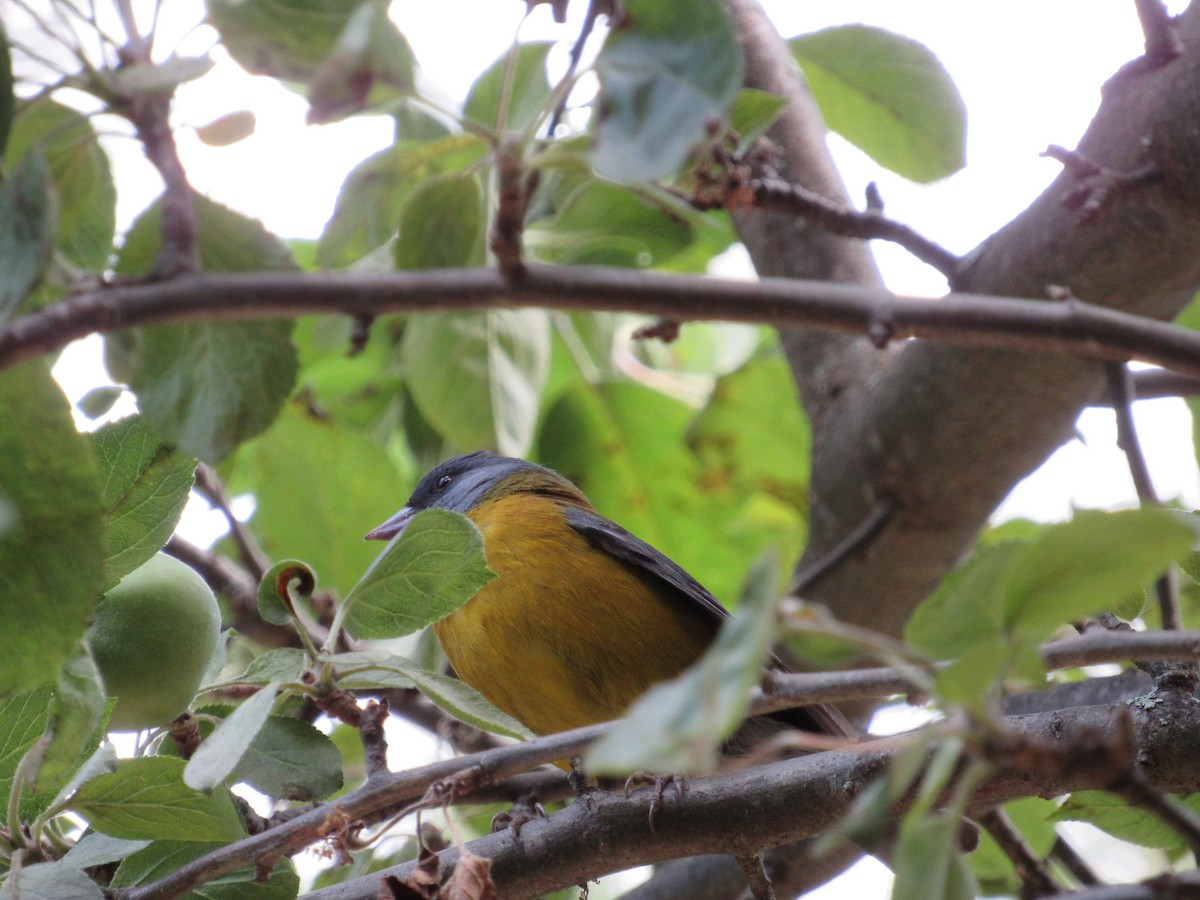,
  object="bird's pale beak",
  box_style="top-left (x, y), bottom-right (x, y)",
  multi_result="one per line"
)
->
top-left (365, 507), bottom-right (416, 541)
